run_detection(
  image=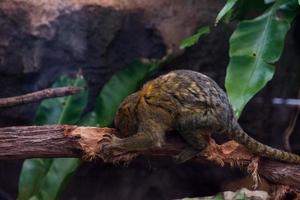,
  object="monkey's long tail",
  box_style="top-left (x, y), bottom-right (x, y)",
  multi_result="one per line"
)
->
top-left (228, 119), bottom-right (300, 164)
